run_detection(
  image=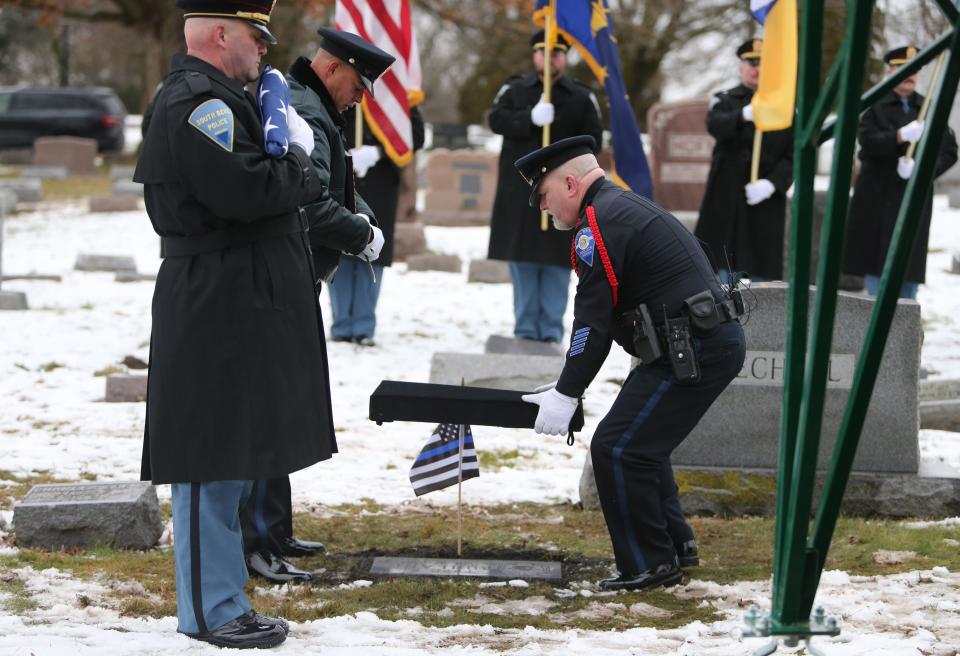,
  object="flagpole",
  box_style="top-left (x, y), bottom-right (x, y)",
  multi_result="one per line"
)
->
top-left (751, 129), bottom-right (762, 182)
top-left (456, 422), bottom-right (464, 557)
top-left (539, 6), bottom-right (555, 231)
top-left (906, 51), bottom-right (946, 161)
